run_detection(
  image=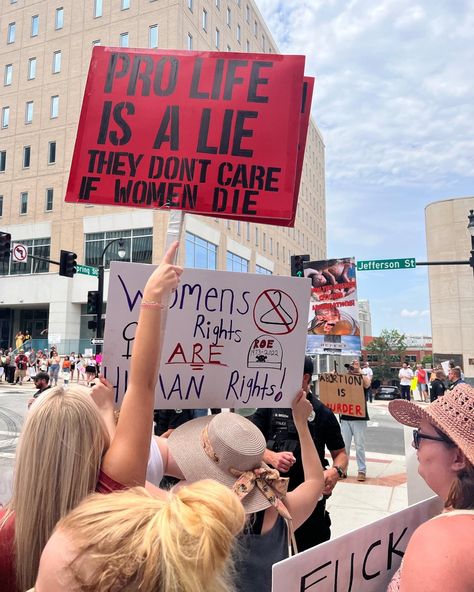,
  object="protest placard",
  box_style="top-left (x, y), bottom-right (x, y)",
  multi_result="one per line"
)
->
top-left (305, 257), bottom-right (361, 356)
top-left (65, 47), bottom-right (308, 226)
top-left (318, 372), bottom-right (365, 417)
top-left (272, 495), bottom-right (443, 592)
top-left (102, 262), bottom-right (311, 408)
